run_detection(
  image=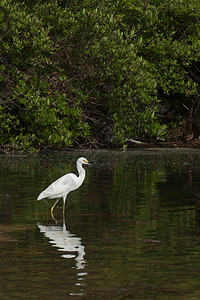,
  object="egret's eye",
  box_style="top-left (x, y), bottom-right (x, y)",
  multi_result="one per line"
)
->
top-left (83, 159), bottom-right (88, 163)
